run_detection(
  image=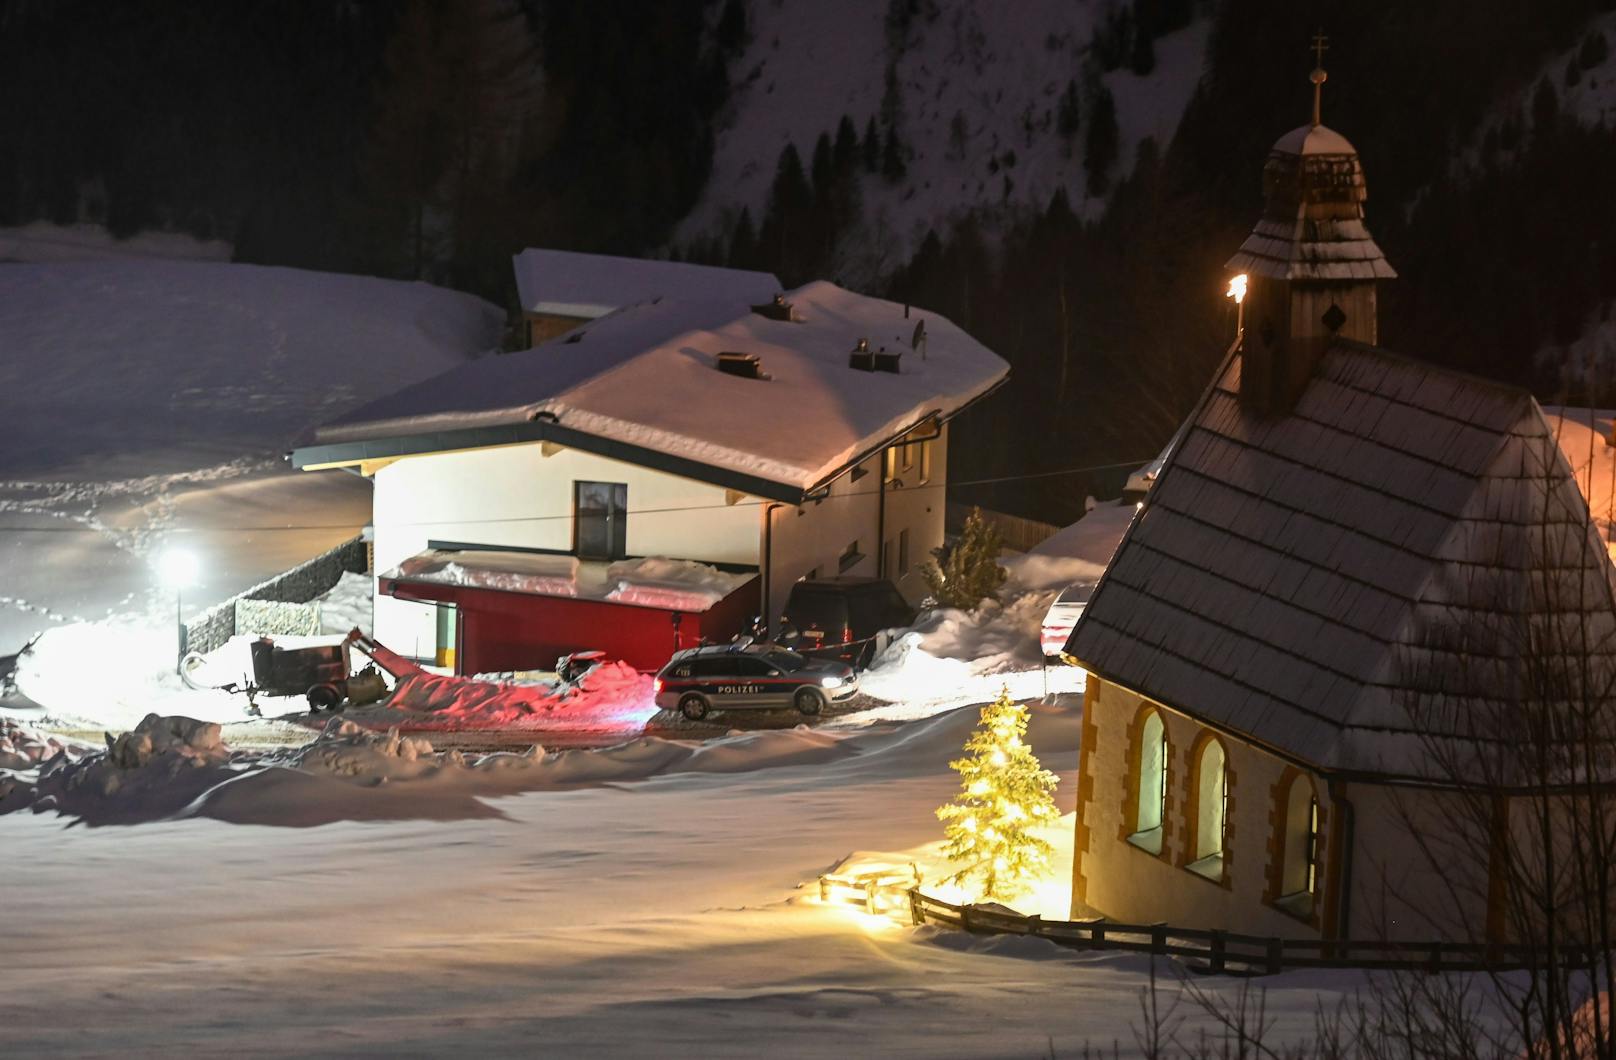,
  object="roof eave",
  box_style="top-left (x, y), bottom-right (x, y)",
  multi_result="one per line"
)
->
top-left (290, 419), bottom-right (810, 504)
